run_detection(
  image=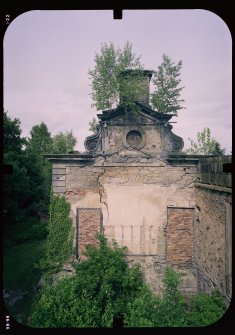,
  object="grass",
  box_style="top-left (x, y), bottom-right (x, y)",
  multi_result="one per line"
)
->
top-left (3, 217), bottom-right (48, 325)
